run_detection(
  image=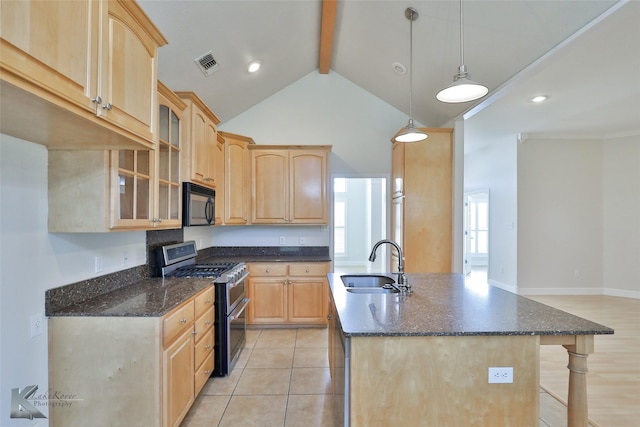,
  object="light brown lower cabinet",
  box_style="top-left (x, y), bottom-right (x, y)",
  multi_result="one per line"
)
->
top-left (247, 262), bottom-right (329, 326)
top-left (48, 286), bottom-right (214, 427)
